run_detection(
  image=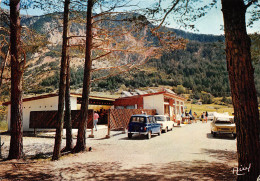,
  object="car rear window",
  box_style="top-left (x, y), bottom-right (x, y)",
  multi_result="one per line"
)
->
top-left (131, 116), bottom-right (146, 123)
top-left (215, 120), bottom-right (232, 124)
top-left (154, 116), bottom-right (165, 121)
